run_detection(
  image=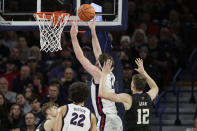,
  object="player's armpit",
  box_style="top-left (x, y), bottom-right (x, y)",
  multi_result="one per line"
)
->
top-left (118, 93), bottom-right (132, 110)
top-left (147, 87), bottom-right (159, 101)
top-left (90, 113), bottom-right (97, 131)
